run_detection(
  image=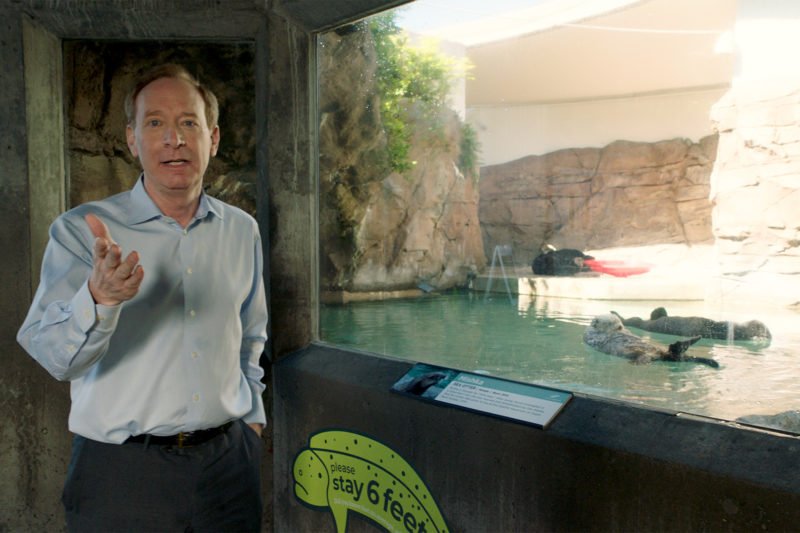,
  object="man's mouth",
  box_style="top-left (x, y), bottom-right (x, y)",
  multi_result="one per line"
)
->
top-left (163, 159), bottom-right (188, 166)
